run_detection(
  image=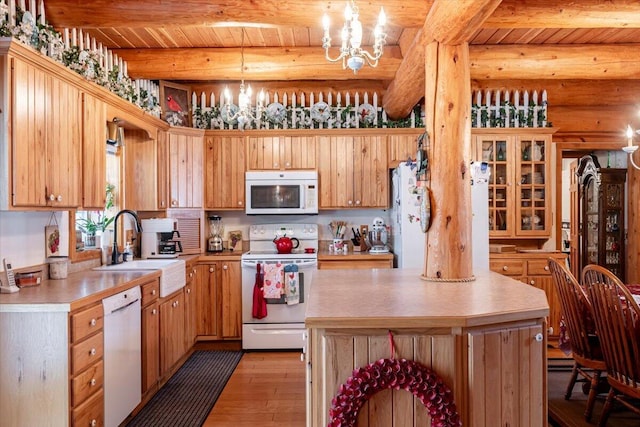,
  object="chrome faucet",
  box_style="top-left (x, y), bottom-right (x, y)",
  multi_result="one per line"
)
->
top-left (111, 209), bottom-right (143, 265)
